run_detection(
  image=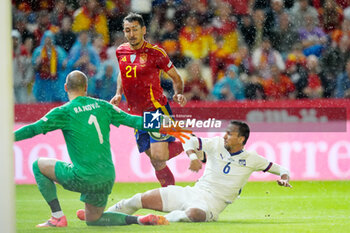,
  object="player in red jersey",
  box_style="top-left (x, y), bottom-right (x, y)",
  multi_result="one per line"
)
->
top-left (110, 13), bottom-right (187, 187)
